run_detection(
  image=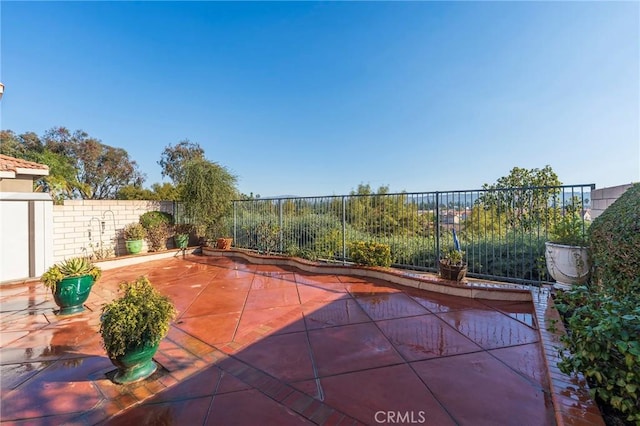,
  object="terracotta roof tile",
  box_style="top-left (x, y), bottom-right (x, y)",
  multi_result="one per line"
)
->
top-left (0, 154), bottom-right (49, 175)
